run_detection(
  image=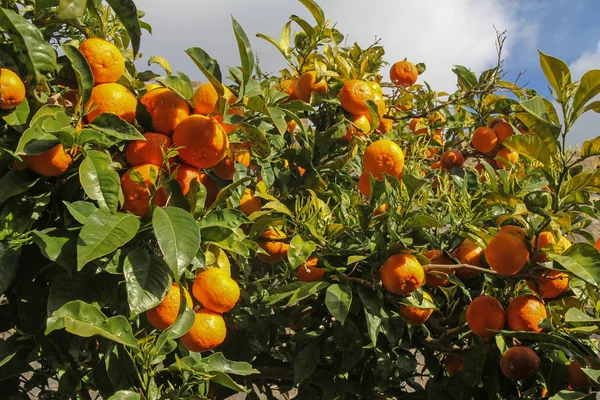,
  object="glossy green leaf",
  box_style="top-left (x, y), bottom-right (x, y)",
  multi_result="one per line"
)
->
top-left (123, 249), bottom-right (171, 316)
top-left (325, 284), bottom-right (352, 325)
top-left (573, 70), bottom-right (600, 114)
top-left (105, 0), bottom-right (141, 56)
top-left (79, 150), bottom-right (120, 213)
top-left (62, 44), bottom-right (93, 109)
top-left (77, 211), bottom-right (140, 270)
top-left (559, 169), bottom-right (600, 198)
top-left (107, 391), bottom-right (141, 400)
top-left (155, 305), bottom-right (195, 354)
top-left (152, 207), bottom-right (201, 280)
top-left (200, 353), bottom-right (259, 375)
top-left (2, 98), bottom-right (30, 133)
top-left (287, 235), bottom-right (317, 269)
top-left (549, 243), bottom-right (600, 287)
top-left (0, 170), bottom-right (39, 205)
top-left (89, 114), bottom-right (145, 141)
top-left (581, 136), bottom-right (600, 159)
top-left (539, 51), bottom-right (571, 96)
top-left (0, 9), bottom-right (56, 88)
top-left (63, 201), bottom-right (97, 224)
top-left (155, 75), bottom-right (193, 100)
top-left (0, 243), bottom-right (21, 295)
top-left (231, 17), bottom-right (254, 84)
top-left (240, 123), bottom-right (271, 158)
top-left (503, 133), bottom-right (554, 165)
top-left (185, 47), bottom-right (224, 92)
top-left (57, 0), bottom-right (87, 20)
top-left (299, 0), bottom-right (325, 25)
top-left (148, 55), bottom-right (172, 75)
top-left (294, 341), bottom-right (319, 383)
top-left (31, 229), bottom-right (76, 270)
top-left (453, 65), bottom-right (477, 89)
top-left (46, 300), bottom-right (138, 348)
top-left (267, 281), bottom-right (330, 307)
top-left (198, 209), bottom-right (250, 229)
